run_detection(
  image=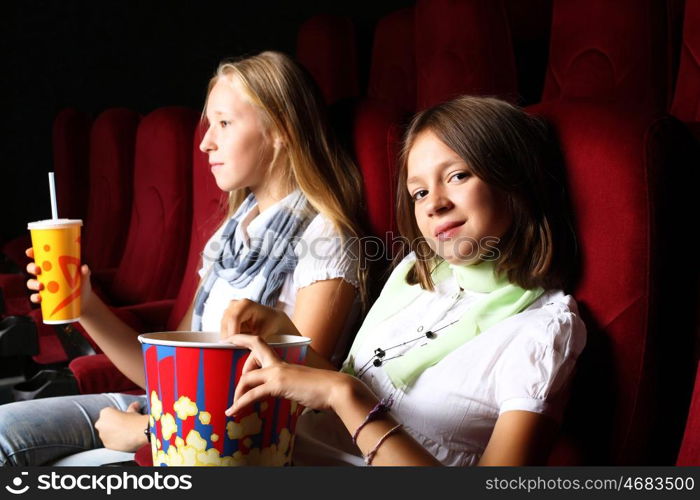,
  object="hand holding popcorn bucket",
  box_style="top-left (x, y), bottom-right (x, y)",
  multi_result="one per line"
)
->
top-left (138, 331), bottom-right (311, 466)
